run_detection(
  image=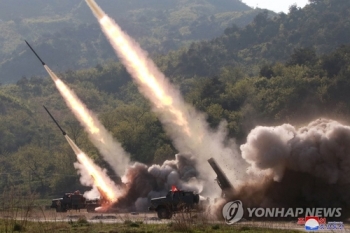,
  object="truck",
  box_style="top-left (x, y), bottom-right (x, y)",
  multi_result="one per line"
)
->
top-left (148, 187), bottom-right (200, 219)
top-left (50, 190), bottom-right (101, 212)
top-left (148, 158), bottom-right (234, 219)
